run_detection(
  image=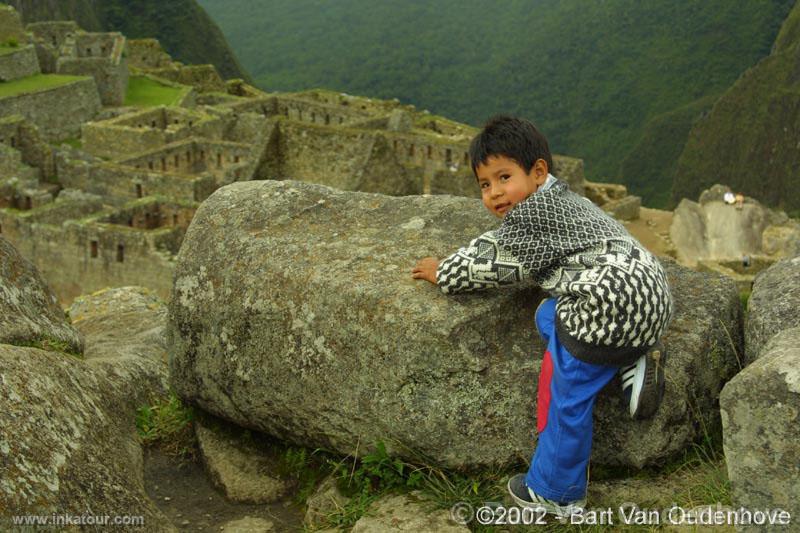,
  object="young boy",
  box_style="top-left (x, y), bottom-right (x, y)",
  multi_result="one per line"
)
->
top-left (412, 115), bottom-right (672, 517)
